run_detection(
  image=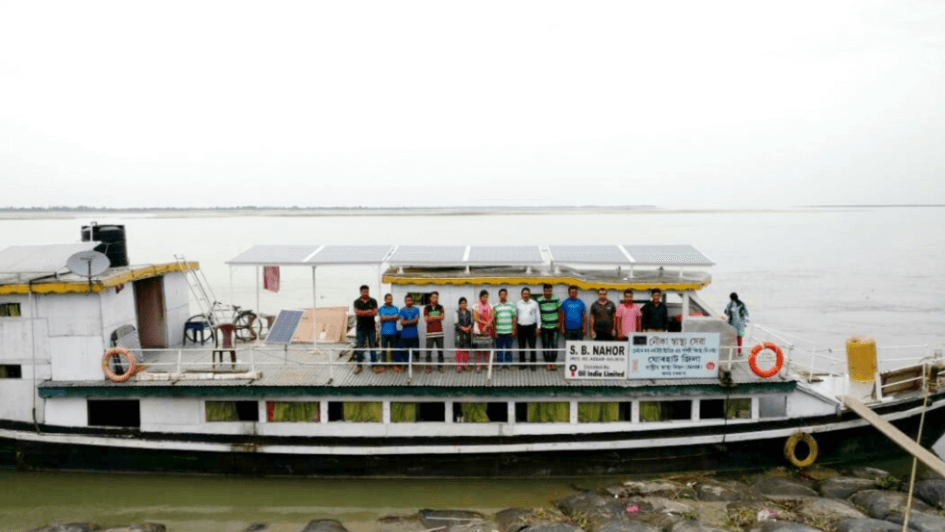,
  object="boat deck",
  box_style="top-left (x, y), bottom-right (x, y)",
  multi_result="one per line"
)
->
top-left (41, 342), bottom-right (791, 393)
